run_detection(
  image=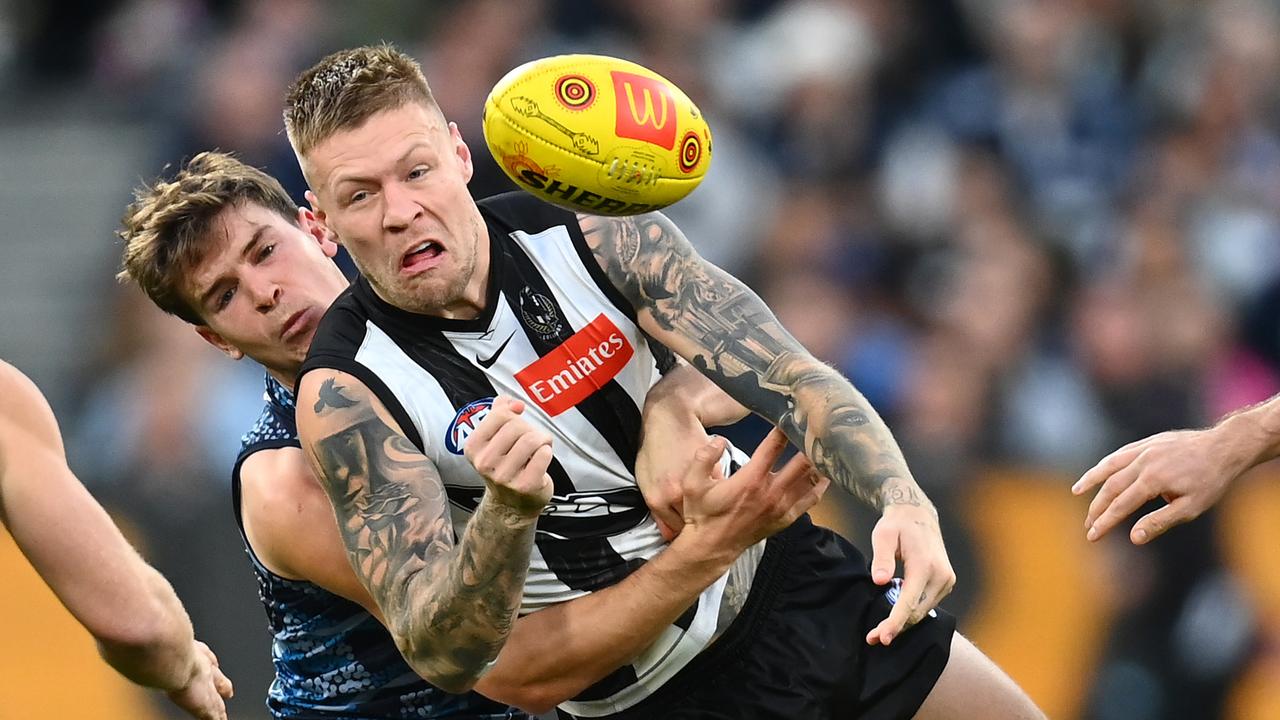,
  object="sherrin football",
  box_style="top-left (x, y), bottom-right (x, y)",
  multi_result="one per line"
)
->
top-left (482, 54), bottom-right (712, 216)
